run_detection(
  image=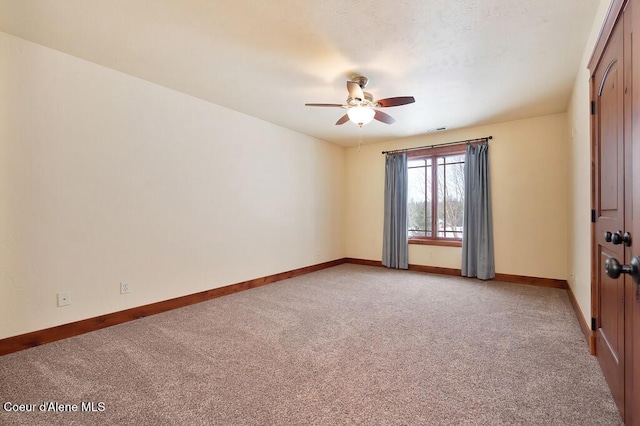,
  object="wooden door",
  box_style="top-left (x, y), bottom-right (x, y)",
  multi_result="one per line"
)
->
top-left (593, 20), bottom-right (626, 417)
top-left (592, 1), bottom-right (640, 424)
